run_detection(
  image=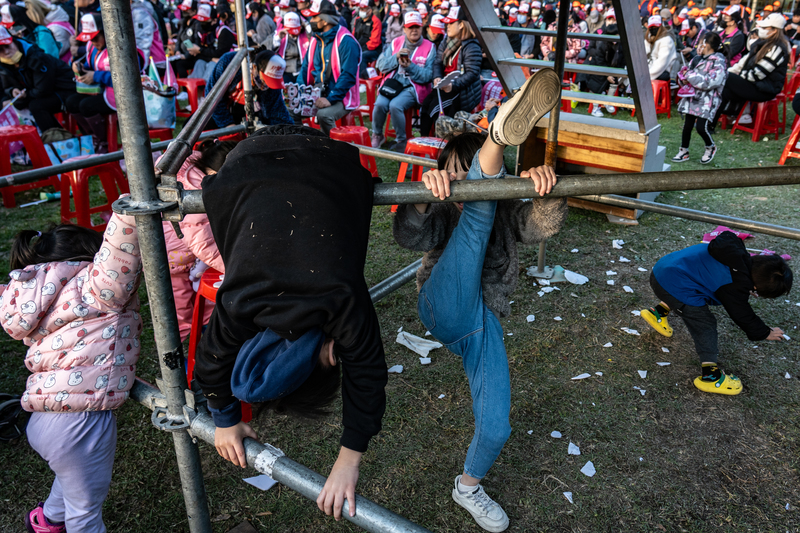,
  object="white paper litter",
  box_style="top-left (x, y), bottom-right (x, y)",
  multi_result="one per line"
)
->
top-left (606, 270), bottom-right (617, 276)
top-left (243, 475), bottom-right (278, 491)
top-left (631, 310), bottom-right (641, 316)
top-left (661, 347), bottom-right (670, 353)
top-left (388, 365), bottom-right (403, 374)
top-left (563, 492), bottom-right (573, 504)
top-left (397, 326), bottom-right (403, 333)
top-left (633, 386), bottom-right (641, 390)
top-left (538, 291), bottom-right (545, 297)
top-left (619, 256), bottom-right (631, 263)
top-left (527, 430), bottom-right (533, 435)
top-left (542, 287), bottom-right (556, 293)
top-left (526, 315), bottom-right (536, 323)
top-left (438, 394), bottom-right (445, 399)
top-left (637, 267), bottom-right (648, 272)
top-left (595, 371), bottom-right (603, 376)
top-left (425, 331), bottom-right (431, 336)
top-left (420, 357), bottom-right (431, 365)
top-left (638, 370), bottom-right (647, 379)
top-left (623, 286), bottom-right (634, 293)
top-left (607, 280), bottom-right (615, 286)
top-left (564, 270), bottom-right (589, 285)
top-left (787, 503), bottom-right (791, 510)
top-left (554, 316), bottom-right (562, 321)
top-left (568, 442), bottom-right (581, 455)
top-left (538, 279), bottom-right (550, 286)
top-left (656, 362), bottom-right (671, 366)
top-left (639, 457), bottom-right (644, 462)
top-left (786, 372), bottom-right (792, 379)
top-left (620, 327), bottom-right (640, 335)
top-left (639, 389), bottom-right (647, 396)
top-left (581, 313), bottom-right (586, 317)
top-left (603, 342), bottom-right (613, 348)
top-left (571, 373), bottom-right (592, 380)
top-left (551, 431), bottom-right (562, 438)
top-left (396, 331), bottom-right (443, 357)
top-left (507, 333), bottom-right (513, 336)
top-left (783, 334), bottom-right (791, 340)
top-left (571, 248), bottom-right (579, 253)
top-left (581, 461), bottom-right (596, 477)
top-left (612, 239), bottom-right (625, 249)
